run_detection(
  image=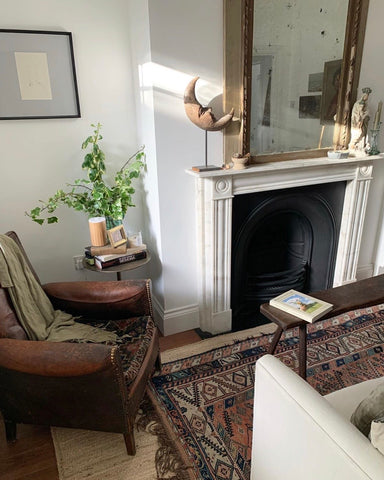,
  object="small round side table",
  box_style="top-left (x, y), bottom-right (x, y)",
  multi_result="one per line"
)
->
top-left (83, 251), bottom-right (151, 281)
